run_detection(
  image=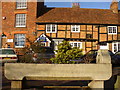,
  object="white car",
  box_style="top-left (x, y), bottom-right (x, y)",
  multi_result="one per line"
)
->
top-left (0, 48), bottom-right (18, 63)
